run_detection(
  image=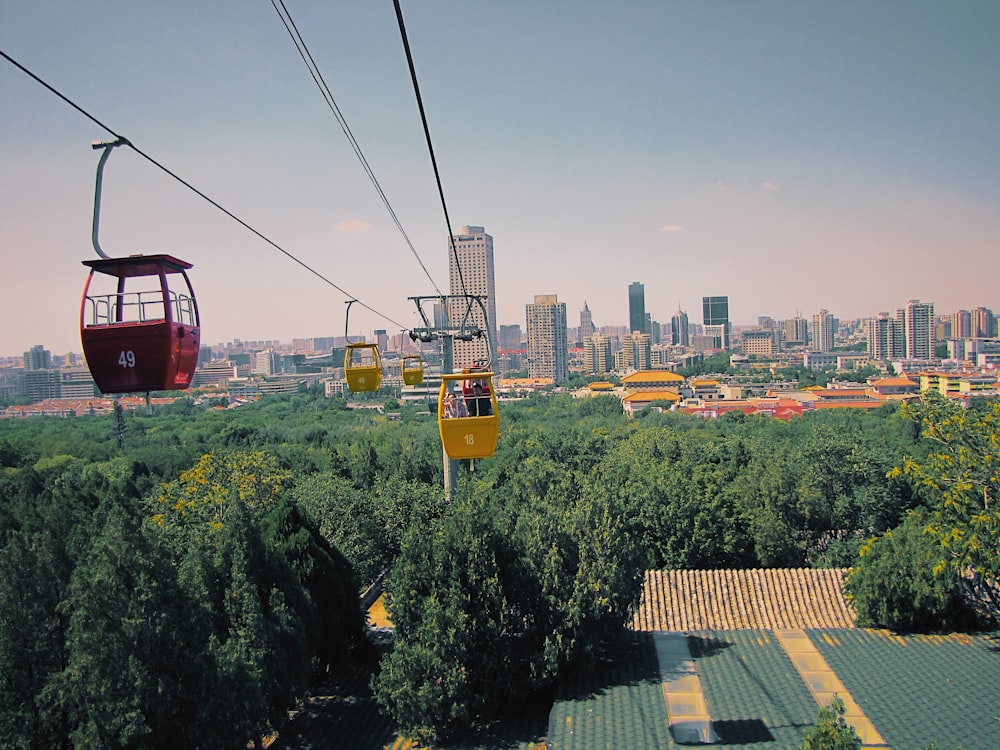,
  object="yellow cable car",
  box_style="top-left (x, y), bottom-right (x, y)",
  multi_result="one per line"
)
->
top-left (344, 342), bottom-right (382, 392)
top-left (401, 355), bottom-right (424, 385)
top-left (437, 371), bottom-right (499, 460)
